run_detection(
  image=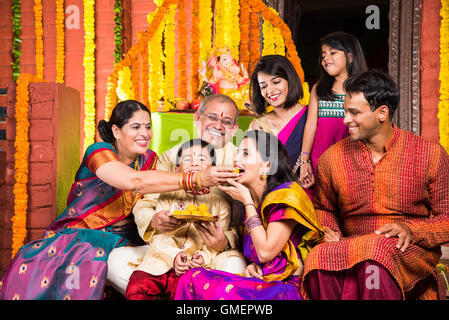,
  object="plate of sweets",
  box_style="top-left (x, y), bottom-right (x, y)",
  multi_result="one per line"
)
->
top-left (172, 203), bottom-right (218, 223)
